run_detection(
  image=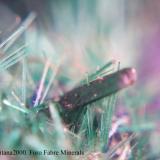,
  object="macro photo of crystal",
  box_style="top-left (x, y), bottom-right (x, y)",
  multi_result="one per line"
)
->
top-left (0, 0), bottom-right (160, 160)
